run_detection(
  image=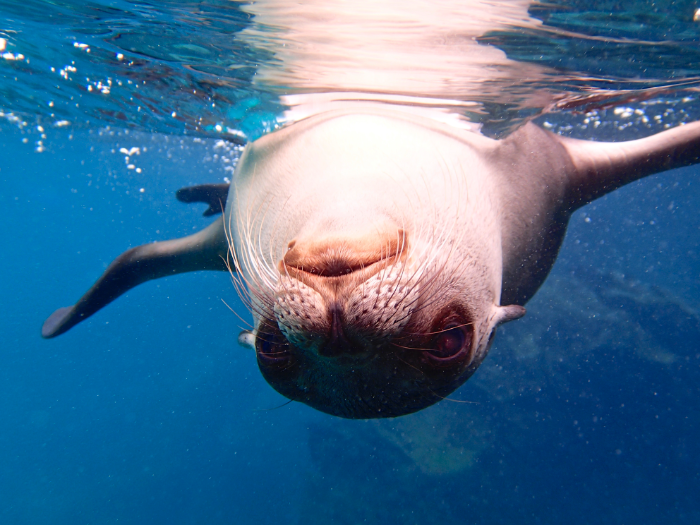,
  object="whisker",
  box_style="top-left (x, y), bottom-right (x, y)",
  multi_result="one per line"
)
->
top-left (402, 321), bottom-right (475, 337)
top-left (221, 298), bottom-right (254, 329)
top-left (427, 389), bottom-right (480, 405)
top-left (390, 342), bottom-right (435, 351)
top-left (253, 399), bottom-right (294, 412)
top-left (396, 354), bottom-right (428, 379)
